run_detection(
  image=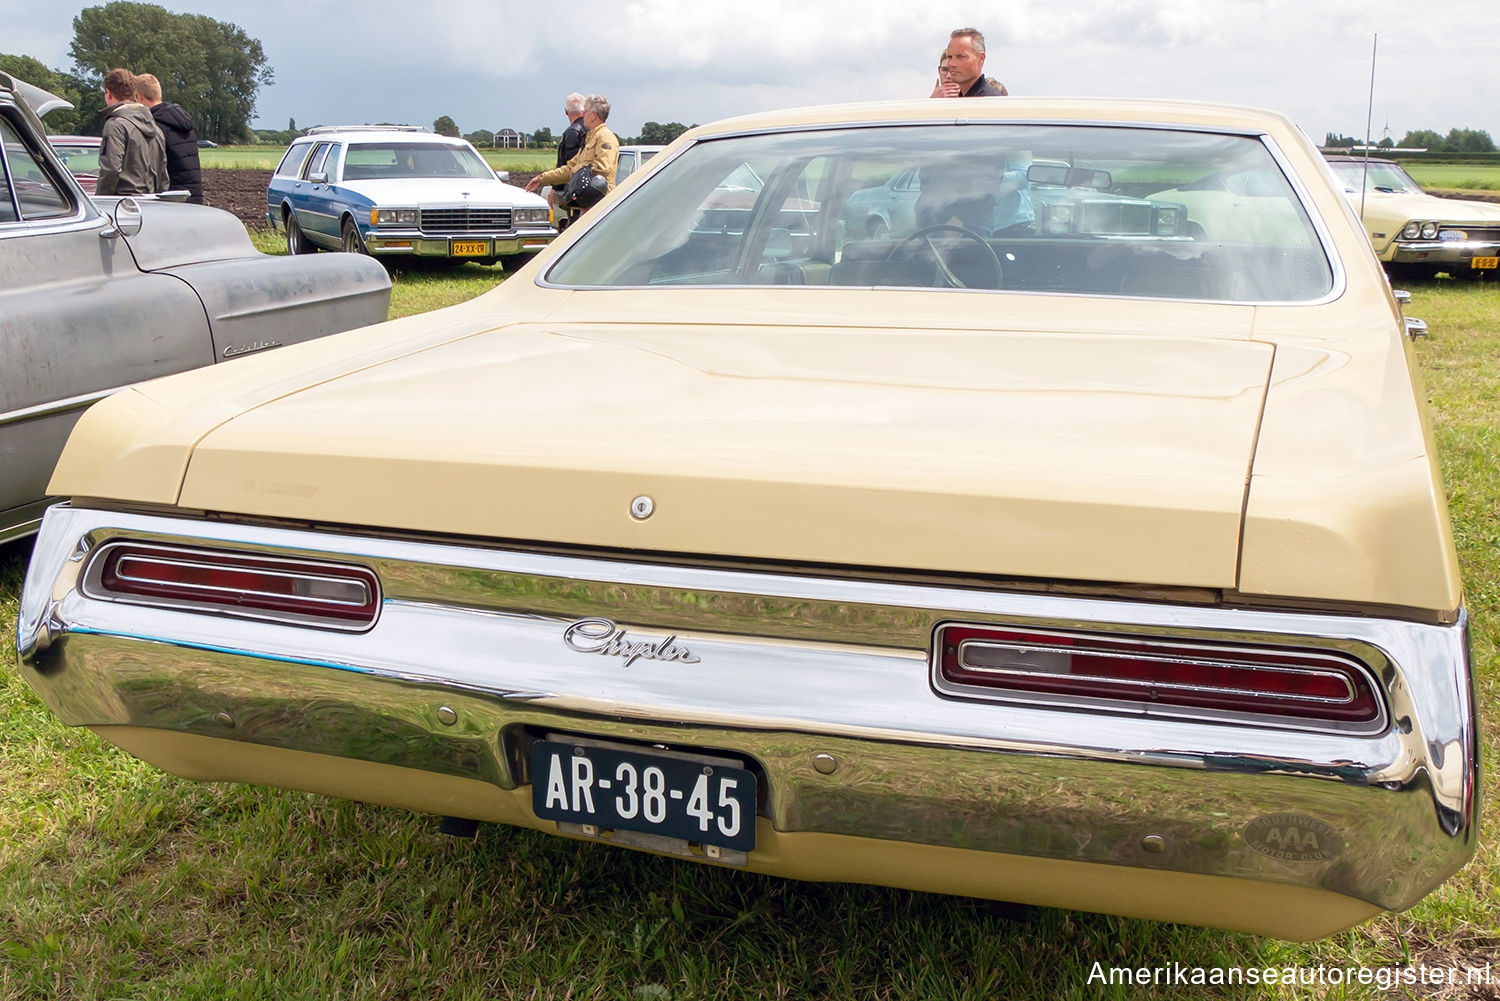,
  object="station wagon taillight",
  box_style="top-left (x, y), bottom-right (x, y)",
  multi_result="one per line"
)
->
top-left (934, 623), bottom-right (1381, 727)
top-left (89, 543), bottom-right (380, 630)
